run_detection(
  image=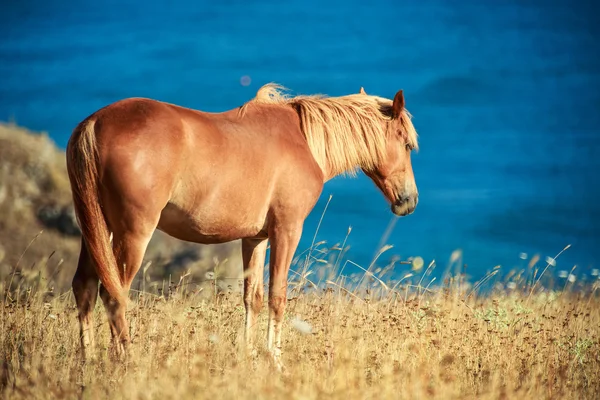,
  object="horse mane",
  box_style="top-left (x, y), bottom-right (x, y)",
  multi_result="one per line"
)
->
top-left (239, 83), bottom-right (418, 176)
